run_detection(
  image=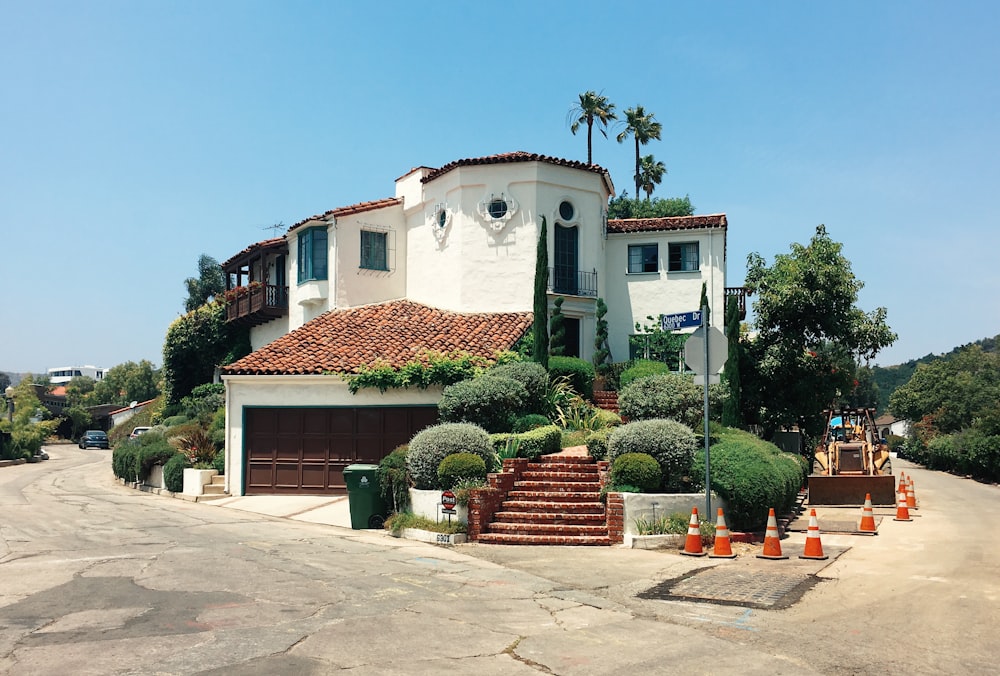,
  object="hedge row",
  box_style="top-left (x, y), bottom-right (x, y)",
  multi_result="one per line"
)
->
top-left (490, 425), bottom-right (562, 461)
top-left (903, 431), bottom-right (1000, 482)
